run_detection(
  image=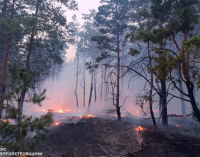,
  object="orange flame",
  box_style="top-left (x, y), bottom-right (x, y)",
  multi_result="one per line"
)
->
top-left (79, 114), bottom-right (94, 119)
top-left (135, 126), bottom-right (144, 131)
top-left (55, 122), bottom-right (59, 126)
